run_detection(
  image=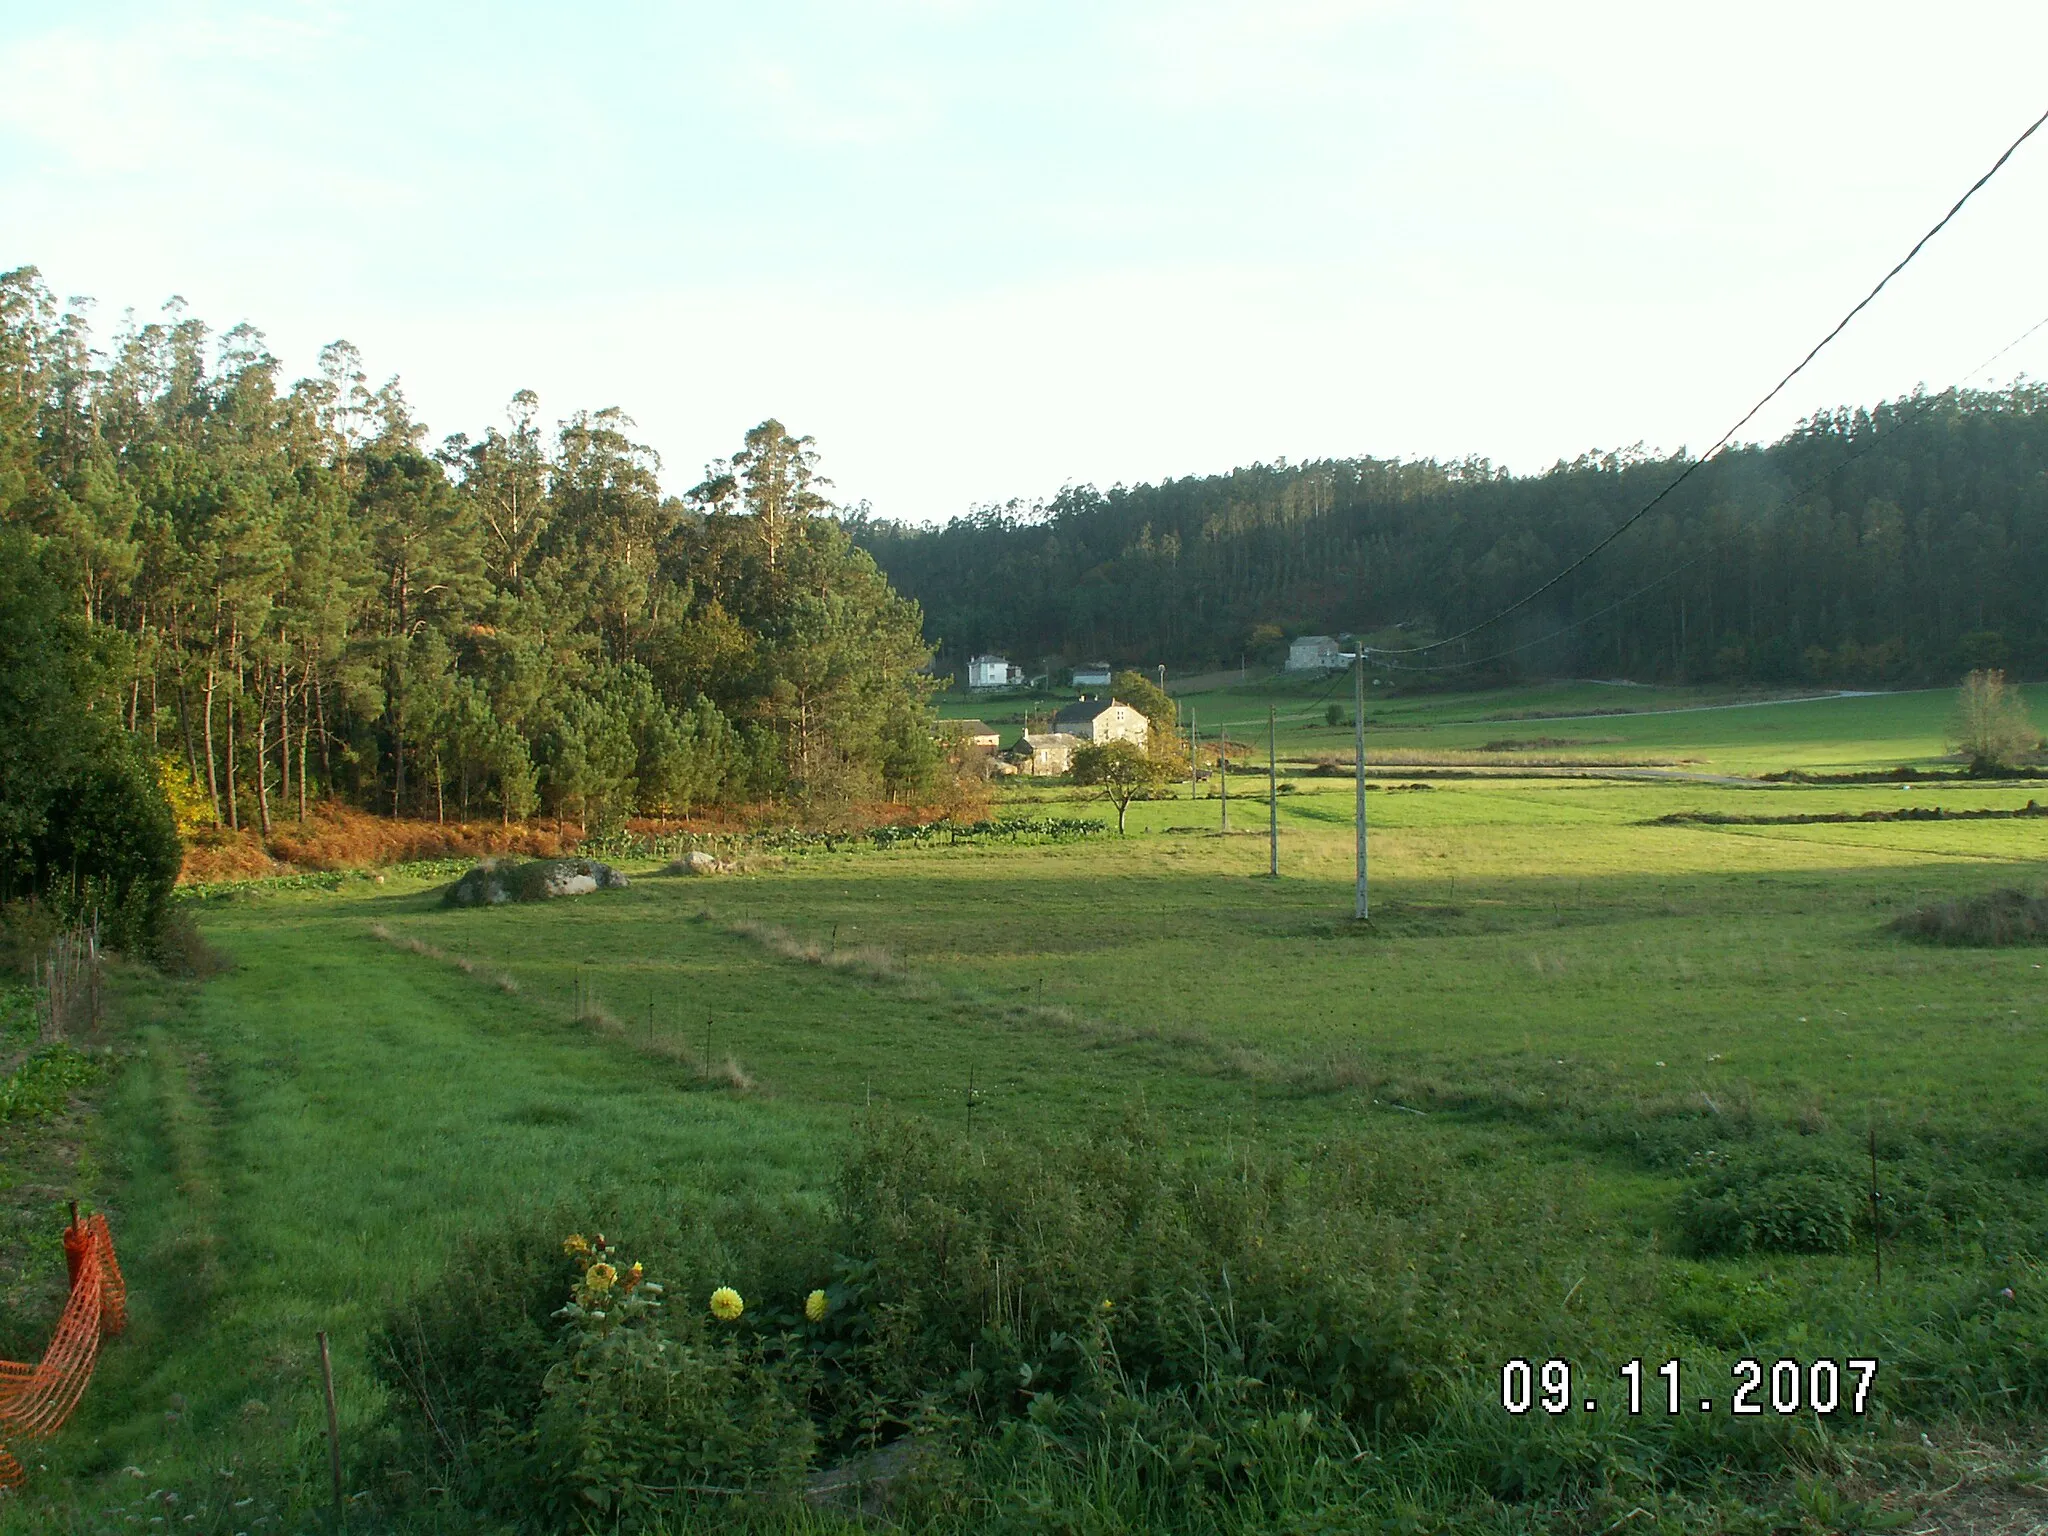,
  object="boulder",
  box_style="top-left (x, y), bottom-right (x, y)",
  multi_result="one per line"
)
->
top-left (444, 858), bottom-right (629, 907)
top-left (664, 850), bottom-right (730, 876)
